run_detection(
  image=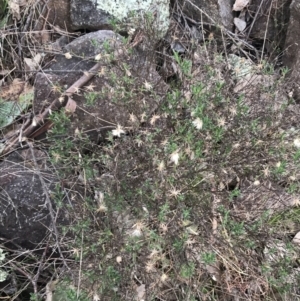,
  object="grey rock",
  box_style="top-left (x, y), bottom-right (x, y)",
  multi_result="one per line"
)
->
top-left (283, 0), bottom-right (300, 100)
top-left (70, 0), bottom-right (111, 30)
top-left (247, 0), bottom-right (291, 57)
top-left (177, 0), bottom-right (234, 30)
top-left (0, 149), bottom-right (66, 249)
top-left (34, 30), bottom-right (168, 143)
